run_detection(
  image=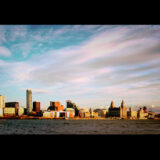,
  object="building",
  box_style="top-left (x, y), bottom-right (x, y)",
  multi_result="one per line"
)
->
top-left (143, 106), bottom-right (148, 113)
top-left (108, 100), bottom-right (127, 118)
top-left (64, 108), bottom-right (75, 117)
top-left (94, 109), bottom-right (108, 117)
top-left (18, 107), bottom-right (24, 116)
top-left (108, 100), bottom-right (120, 117)
top-left (127, 107), bottom-right (137, 119)
top-left (33, 101), bottom-right (40, 112)
top-left (43, 111), bottom-right (54, 118)
top-left (0, 95), bottom-right (5, 109)
top-left (48, 101), bottom-right (63, 111)
top-left (0, 95), bottom-right (5, 117)
top-left (4, 108), bottom-right (16, 116)
top-left (93, 112), bottom-right (99, 118)
top-left (148, 112), bottom-right (155, 119)
top-left (26, 89), bottom-right (32, 113)
top-left (120, 100), bottom-right (127, 119)
top-left (78, 108), bottom-right (89, 118)
top-left (84, 112), bottom-right (90, 118)
top-left (5, 102), bottom-right (19, 115)
top-left (66, 100), bottom-right (79, 116)
top-left (137, 108), bottom-right (146, 119)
